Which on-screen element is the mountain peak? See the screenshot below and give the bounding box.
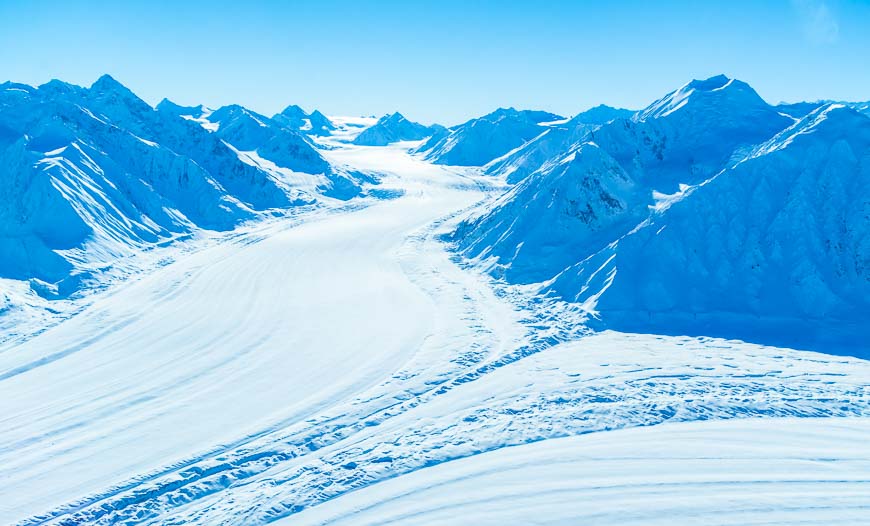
[156,98,206,117]
[383,112,407,122]
[570,104,634,125]
[686,74,731,91]
[636,75,768,121]
[91,73,129,93]
[280,104,307,117]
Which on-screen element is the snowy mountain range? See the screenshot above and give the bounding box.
[452,75,870,353]
[1,70,869,525]
[416,107,565,166]
[352,112,444,146]
[0,75,367,300]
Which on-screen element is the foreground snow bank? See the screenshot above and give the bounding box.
[289,417,870,526]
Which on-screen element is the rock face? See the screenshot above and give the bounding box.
[416,108,564,166]
[352,112,443,146]
[453,76,870,351]
[0,75,361,296]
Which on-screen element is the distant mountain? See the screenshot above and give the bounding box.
[567,104,634,125]
[776,101,825,119]
[272,104,336,136]
[484,105,633,183]
[157,100,365,199]
[352,112,443,146]
[0,75,363,298]
[416,108,563,166]
[452,75,869,351]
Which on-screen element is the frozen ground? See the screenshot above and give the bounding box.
[1,142,868,525]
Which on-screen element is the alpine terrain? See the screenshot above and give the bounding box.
[0,74,867,526]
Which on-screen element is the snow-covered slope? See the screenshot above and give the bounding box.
[456,143,643,282]
[418,108,563,166]
[453,76,868,353]
[0,75,363,302]
[288,417,870,526]
[483,104,633,183]
[157,100,368,199]
[552,103,870,351]
[352,112,443,146]
[1,126,868,526]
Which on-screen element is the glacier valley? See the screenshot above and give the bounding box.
[0,75,868,525]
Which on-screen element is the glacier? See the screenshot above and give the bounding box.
[0,73,868,526]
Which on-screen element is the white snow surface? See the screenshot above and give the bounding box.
[288,417,870,526]
[1,139,868,525]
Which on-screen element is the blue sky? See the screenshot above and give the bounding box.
[1,0,868,125]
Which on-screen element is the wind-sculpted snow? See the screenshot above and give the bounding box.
[418,108,564,166]
[287,417,870,526]
[352,112,443,146]
[453,75,867,353]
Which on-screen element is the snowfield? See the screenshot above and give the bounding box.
[288,417,870,526]
[1,140,868,525]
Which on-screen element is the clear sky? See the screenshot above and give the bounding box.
[1,0,869,125]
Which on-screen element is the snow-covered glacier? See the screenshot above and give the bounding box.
[0,73,868,526]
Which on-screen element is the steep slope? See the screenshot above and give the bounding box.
[594,74,793,192]
[419,108,563,166]
[352,112,443,146]
[484,104,633,183]
[551,103,870,351]
[0,76,339,297]
[455,75,794,285]
[455,143,643,282]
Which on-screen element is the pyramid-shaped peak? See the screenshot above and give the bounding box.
[280,104,308,117]
[91,73,131,93]
[377,112,409,125]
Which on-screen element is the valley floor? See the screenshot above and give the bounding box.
[1,144,868,525]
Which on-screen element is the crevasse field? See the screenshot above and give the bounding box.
[0,72,868,525]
